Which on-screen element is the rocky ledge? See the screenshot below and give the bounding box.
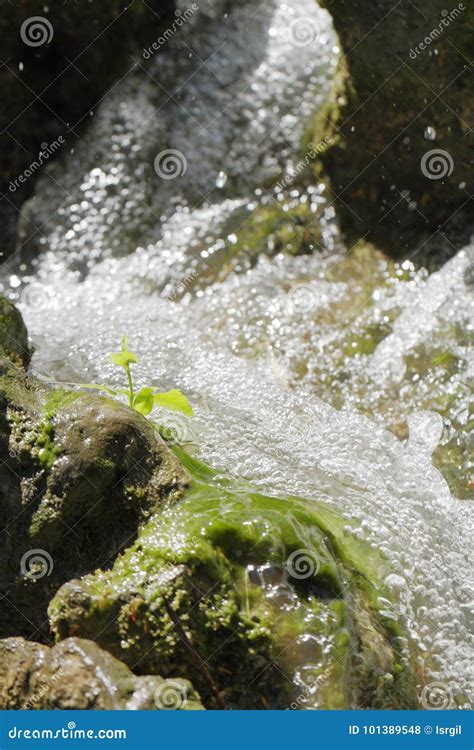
[0,296,422,710]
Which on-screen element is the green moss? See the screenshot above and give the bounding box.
[32,389,82,468]
[49,450,419,710]
[305,54,349,160]
[0,358,190,640]
[211,201,323,280]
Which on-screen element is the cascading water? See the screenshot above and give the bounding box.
[1,0,472,706]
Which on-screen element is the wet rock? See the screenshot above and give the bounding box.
[0,296,188,639]
[0,637,203,710]
[0,296,30,368]
[49,458,420,710]
[0,296,421,709]
[318,0,473,256]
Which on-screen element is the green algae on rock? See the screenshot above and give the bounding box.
[0,297,189,640]
[49,450,419,710]
[0,295,420,708]
[0,637,203,710]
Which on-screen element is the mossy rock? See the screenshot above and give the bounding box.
[49,450,420,710]
[0,298,188,639]
[0,636,203,710]
[318,0,473,258]
[0,296,420,708]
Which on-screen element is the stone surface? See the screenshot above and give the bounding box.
[49,453,420,710]
[0,296,30,367]
[0,297,188,640]
[318,0,473,258]
[0,636,203,710]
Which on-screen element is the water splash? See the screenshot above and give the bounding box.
[1,0,472,705]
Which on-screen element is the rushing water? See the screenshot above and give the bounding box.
[1,0,472,705]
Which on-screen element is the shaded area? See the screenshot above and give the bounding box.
[0,0,175,257]
[318,0,473,261]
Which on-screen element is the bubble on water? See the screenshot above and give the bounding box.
[408,411,444,456]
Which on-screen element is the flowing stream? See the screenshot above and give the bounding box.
[1,0,472,705]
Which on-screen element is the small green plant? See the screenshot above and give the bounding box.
[83,336,193,440]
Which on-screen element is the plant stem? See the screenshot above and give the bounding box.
[126,365,134,408]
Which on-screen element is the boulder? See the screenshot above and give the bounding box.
[49,452,420,710]
[317,0,473,258]
[0,636,203,710]
[0,295,420,709]
[0,296,188,639]
[0,296,30,367]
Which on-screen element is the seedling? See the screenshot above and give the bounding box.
[83,336,194,442]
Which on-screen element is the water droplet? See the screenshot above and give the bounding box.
[216,171,228,189]
[424,126,437,141]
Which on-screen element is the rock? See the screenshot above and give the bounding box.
[49,455,420,710]
[0,637,203,710]
[0,296,420,709]
[0,296,30,367]
[0,296,188,639]
[317,0,473,257]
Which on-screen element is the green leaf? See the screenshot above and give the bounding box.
[79,383,118,397]
[154,389,194,417]
[109,334,138,368]
[109,351,138,367]
[134,387,155,416]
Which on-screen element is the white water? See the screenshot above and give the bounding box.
[2,0,472,706]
